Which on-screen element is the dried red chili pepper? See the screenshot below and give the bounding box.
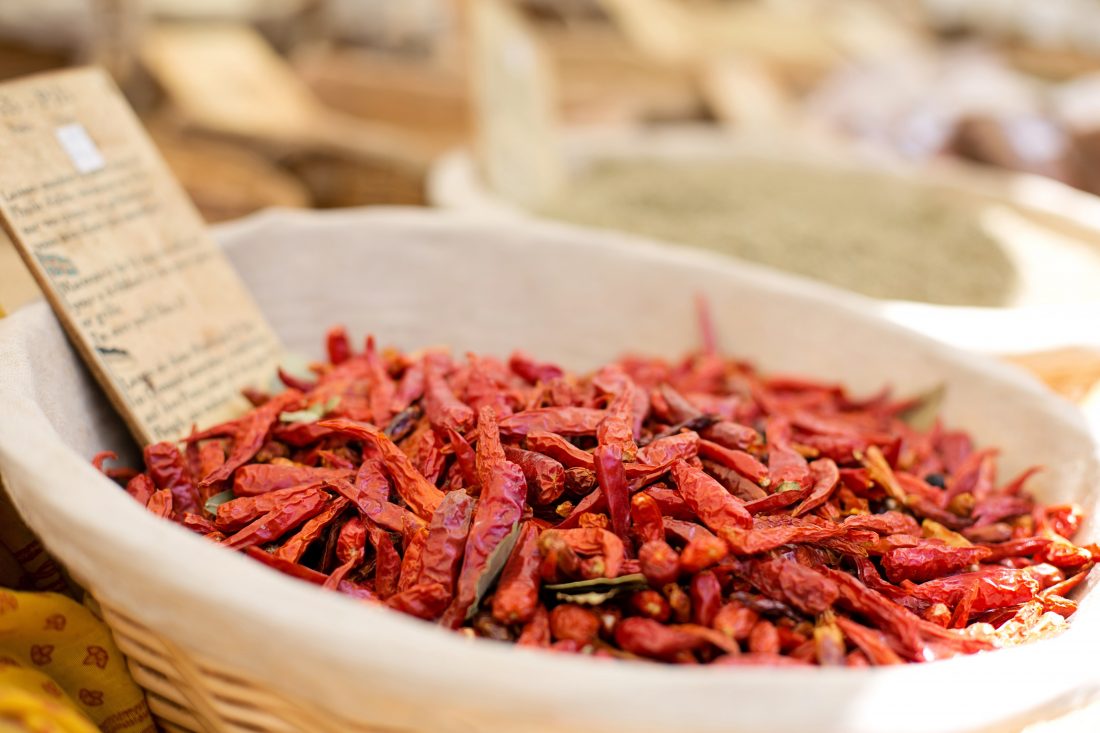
[443,408,527,627]
[232,464,351,497]
[697,440,769,486]
[498,407,606,437]
[672,459,752,533]
[630,493,666,545]
[639,540,680,586]
[275,497,350,563]
[326,326,352,366]
[679,535,729,574]
[318,418,444,519]
[594,443,630,544]
[550,604,601,643]
[223,489,330,550]
[144,442,199,518]
[504,446,566,506]
[882,544,991,584]
[524,431,594,470]
[491,522,542,624]
[416,490,474,595]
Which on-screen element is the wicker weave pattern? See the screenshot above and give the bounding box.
[97,599,407,733]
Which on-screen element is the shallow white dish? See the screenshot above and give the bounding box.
[0,207,1098,733]
[429,126,1100,354]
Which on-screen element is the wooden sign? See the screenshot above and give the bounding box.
[0,67,283,445]
[468,0,563,208]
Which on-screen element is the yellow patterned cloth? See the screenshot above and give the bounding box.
[0,590,154,733]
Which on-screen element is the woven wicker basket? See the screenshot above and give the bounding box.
[2,209,1100,733]
[91,598,383,733]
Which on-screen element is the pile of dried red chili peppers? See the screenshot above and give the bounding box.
[96,323,1096,666]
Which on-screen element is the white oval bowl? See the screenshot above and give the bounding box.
[0,207,1098,733]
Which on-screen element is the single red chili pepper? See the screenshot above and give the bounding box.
[595,374,639,461]
[126,473,155,506]
[638,485,696,521]
[538,530,582,583]
[791,458,840,518]
[524,431,595,470]
[369,526,403,600]
[245,546,328,585]
[629,589,672,622]
[1043,504,1086,540]
[834,616,902,665]
[637,431,699,467]
[423,355,476,433]
[509,350,564,384]
[391,358,426,413]
[216,483,327,532]
[697,440,768,485]
[363,336,399,426]
[277,367,316,393]
[385,582,451,620]
[401,422,446,486]
[144,442,199,518]
[713,602,758,641]
[397,527,429,593]
[504,446,566,506]
[690,571,722,627]
[662,518,716,546]
[544,528,626,578]
[550,604,601,643]
[638,540,680,586]
[317,419,444,519]
[882,544,992,584]
[747,620,781,655]
[324,516,367,590]
[491,522,542,624]
[444,426,479,492]
[517,606,552,647]
[721,515,844,555]
[146,489,173,518]
[498,407,606,437]
[614,617,705,660]
[326,325,352,365]
[464,353,516,419]
[671,459,752,533]
[745,557,840,616]
[274,497,350,563]
[594,443,630,544]
[907,566,1040,613]
[629,493,665,545]
[764,418,811,489]
[679,535,729,574]
[443,407,528,627]
[742,486,810,516]
[223,489,330,550]
[232,464,351,497]
[417,489,474,595]
[700,421,758,452]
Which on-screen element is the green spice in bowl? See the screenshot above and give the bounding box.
[539,158,1019,307]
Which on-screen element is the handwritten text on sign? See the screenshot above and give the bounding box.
[0,69,282,445]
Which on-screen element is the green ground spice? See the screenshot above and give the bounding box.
[539,158,1019,306]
